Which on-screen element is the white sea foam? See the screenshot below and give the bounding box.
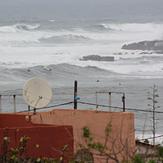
[0,23,40,33]
[0,22,163,78]
[39,34,92,43]
[104,23,163,32]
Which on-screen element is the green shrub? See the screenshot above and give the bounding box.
[148,160,156,163]
[132,154,145,163]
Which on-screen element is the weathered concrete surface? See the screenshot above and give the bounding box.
[31,109,135,162]
[0,114,73,162]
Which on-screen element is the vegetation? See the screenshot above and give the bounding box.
[77,125,163,163]
[0,136,64,163]
[1,124,163,163]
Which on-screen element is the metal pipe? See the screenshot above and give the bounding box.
[109,92,112,111]
[13,95,16,113]
[33,108,36,115]
[95,92,99,110]
[74,80,78,110]
[0,95,2,112]
[28,105,30,112]
[122,93,126,112]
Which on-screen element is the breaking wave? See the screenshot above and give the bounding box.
[87,23,163,33]
[103,23,163,32]
[89,23,113,31]
[39,34,92,43]
[14,23,40,31]
[0,23,40,33]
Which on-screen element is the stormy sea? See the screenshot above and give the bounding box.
[0,19,163,142]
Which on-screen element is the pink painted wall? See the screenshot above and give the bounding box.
[31,109,135,162]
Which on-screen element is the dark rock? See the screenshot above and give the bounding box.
[122,40,163,51]
[80,55,114,62]
[155,51,163,54]
[139,52,153,55]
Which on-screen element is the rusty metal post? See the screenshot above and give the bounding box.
[109,92,112,111]
[0,95,2,112]
[33,108,36,115]
[28,105,30,112]
[122,93,126,112]
[13,95,16,113]
[95,92,99,110]
[74,80,78,110]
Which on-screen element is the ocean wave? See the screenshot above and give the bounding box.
[49,19,56,22]
[87,23,163,33]
[14,23,40,31]
[106,23,163,32]
[39,34,92,43]
[89,23,113,31]
[0,23,40,33]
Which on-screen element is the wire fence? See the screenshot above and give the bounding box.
[0,89,162,114]
[0,94,160,114]
[0,82,163,144]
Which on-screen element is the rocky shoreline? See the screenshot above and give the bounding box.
[80,55,114,62]
[122,40,163,53]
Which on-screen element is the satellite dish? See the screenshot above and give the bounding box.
[23,78,52,109]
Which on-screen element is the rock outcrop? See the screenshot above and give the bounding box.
[80,55,114,62]
[122,40,163,51]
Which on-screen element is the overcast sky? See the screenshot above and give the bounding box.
[0,0,163,21]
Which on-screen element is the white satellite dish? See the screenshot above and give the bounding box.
[23,78,52,109]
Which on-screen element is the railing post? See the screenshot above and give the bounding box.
[33,108,36,115]
[28,105,30,112]
[13,95,16,113]
[109,92,112,111]
[0,95,2,112]
[122,93,126,112]
[74,80,78,110]
[95,92,98,110]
